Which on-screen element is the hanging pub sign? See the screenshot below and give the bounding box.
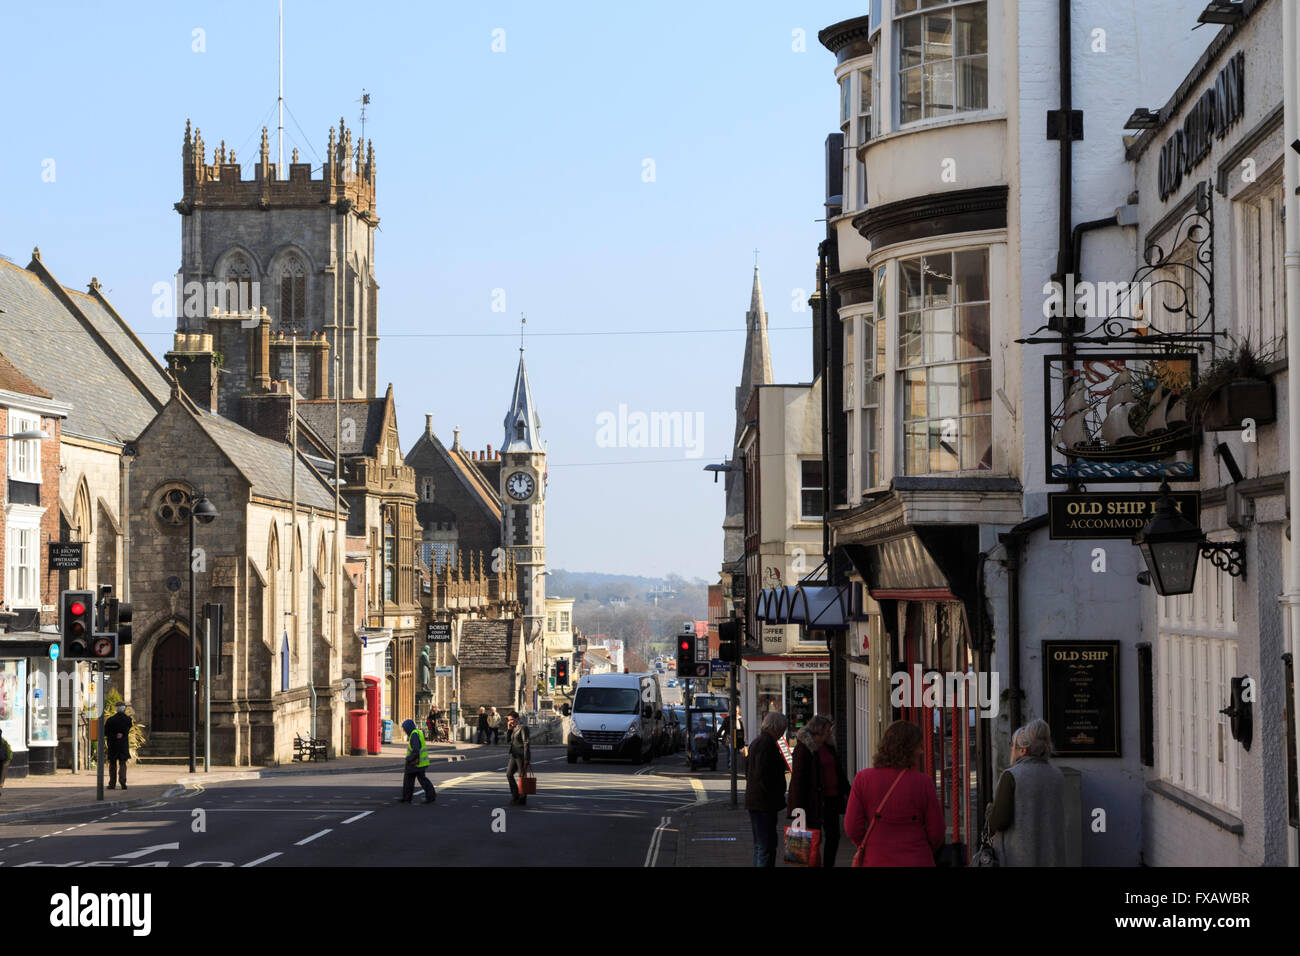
[48,542,84,571]
[1048,491,1200,540]
[1042,641,1121,758]
[1044,352,1199,484]
[1158,51,1245,202]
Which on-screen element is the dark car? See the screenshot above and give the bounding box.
[663,706,687,753]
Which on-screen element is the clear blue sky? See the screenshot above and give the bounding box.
[0,0,860,580]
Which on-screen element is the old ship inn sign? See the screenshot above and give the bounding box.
[1048,491,1199,541]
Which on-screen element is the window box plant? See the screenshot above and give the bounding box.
[1186,341,1278,432]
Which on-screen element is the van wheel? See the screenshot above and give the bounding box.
[567,749,577,764]
[581,755,591,763]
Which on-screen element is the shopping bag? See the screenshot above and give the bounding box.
[783,825,822,867]
[519,770,537,796]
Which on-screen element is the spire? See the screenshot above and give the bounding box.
[503,346,543,454]
[736,265,773,438]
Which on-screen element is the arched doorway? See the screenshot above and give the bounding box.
[152,632,191,732]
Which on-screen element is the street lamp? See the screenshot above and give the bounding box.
[189,494,218,772]
[0,429,50,440]
[1134,483,1244,596]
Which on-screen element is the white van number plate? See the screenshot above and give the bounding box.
[594,744,614,751]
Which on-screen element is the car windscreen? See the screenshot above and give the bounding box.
[573,687,641,715]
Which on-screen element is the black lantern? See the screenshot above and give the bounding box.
[192,496,218,524]
[1134,484,1245,596]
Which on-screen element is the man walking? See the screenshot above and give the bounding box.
[105,702,132,790]
[476,706,489,744]
[505,711,531,805]
[399,718,436,804]
[745,711,789,867]
[488,707,502,745]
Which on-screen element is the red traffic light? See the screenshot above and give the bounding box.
[70,601,86,616]
[680,640,690,651]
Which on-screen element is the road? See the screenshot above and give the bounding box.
[0,748,728,868]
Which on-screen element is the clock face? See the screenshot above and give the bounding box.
[506,471,535,500]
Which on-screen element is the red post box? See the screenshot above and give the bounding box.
[348,709,368,756]
[363,676,381,755]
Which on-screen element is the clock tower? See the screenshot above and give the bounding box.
[500,346,546,646]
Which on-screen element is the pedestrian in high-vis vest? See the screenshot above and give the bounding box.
[399,718,436,804]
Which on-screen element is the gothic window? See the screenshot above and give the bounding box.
[421,478,433,501]
[151,482,193,533]
[221,254,255,314]
[279,255,307,333]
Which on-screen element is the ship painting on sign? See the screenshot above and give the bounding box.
[1050,357,1197,481]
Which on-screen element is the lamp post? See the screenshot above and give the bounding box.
[706,454,745,808]
[1134,483,1244,596]
[188,493,218,773]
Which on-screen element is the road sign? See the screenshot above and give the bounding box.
[434,666,453,677]
[427,621,452,642]
[98,661,122,672]
[710,658,728,674]
[49,643,60,661]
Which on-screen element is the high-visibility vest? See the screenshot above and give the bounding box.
[407,728,430,768]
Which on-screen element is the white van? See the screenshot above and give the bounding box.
[566,672,664,764]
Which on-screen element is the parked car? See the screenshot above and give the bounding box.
[663,705,686,753]
[567,672,664,764]
[666,679,677,688]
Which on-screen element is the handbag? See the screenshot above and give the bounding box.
[519,768,537,796]
[851,769,906,867]
[783,825,822,867]
[971,822,999,867]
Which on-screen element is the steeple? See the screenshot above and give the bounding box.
[736,265,773,443]
[723,265,772,563]
[503,351,543,453]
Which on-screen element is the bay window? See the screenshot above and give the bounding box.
[898,248,991,474]
[897,0,987,124]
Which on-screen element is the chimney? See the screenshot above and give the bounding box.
[425,413,433,437]
[164,333,219,413]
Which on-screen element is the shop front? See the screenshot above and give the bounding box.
[743,655,831,735]
[1,635,61,777]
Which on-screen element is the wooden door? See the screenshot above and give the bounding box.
[151,632,190,732]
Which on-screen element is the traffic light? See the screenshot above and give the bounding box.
[104,597,133,646]
[677,633,694,674]
[718,619,740,663]
[556,658,568,685]
[60,589,96,661]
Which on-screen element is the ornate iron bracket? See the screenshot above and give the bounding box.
[1201,540,1245,578]
[1019,180,1221,349]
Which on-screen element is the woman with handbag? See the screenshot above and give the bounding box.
[844,720,943,866]
[986,719,1066,866]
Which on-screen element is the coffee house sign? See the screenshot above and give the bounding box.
[1158,51,1245,201]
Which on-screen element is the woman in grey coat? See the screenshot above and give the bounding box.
[987,719,1066,866]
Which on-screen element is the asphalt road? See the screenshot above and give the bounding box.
[0,747,726,868]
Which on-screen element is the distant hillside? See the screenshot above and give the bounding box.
[550,569,709,669]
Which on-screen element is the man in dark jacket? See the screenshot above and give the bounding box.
[505,711,531,805]
[104,703,132,790]
[744,710,789,867]
[785,715,852,866]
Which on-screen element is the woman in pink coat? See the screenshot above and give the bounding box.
[845,720,944,866]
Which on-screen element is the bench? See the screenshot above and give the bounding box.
[293,732,329,762]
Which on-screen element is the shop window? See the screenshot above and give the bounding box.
[898,248,992,474]
[787,674,815,732]
[896,0,988,124]
[756,673,783,720]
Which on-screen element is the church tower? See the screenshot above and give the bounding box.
[171,118,378,419]
[722,266,772,563]
[499,346,546,639]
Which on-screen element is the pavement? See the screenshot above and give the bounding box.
[0,740,475,824]
[668,796,856,866]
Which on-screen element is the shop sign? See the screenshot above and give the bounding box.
[761,624,787,650]
[1048,491,1199,539]
[1042,641,1120,757]
[48,543,84,571]
[426,621,452,643]
[1158,51,1245,201]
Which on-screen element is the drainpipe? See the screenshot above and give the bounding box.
[1282,0,1300,866]
[998,514,1049,734]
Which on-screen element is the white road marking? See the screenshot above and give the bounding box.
[341,811,373,824]
[113,842,180,860]
[690,779,707,803]
[242,852,282,867]
[294,828,333,846]
[643,816,672,868]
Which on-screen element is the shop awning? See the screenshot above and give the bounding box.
[756,583,852,630]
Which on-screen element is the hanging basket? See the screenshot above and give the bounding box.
[1199,379,1276,431]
